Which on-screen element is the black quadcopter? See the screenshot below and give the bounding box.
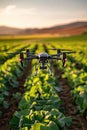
[8,48,75,75]
[19,48,75,74]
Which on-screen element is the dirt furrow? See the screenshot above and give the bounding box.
[53,66,87,130]
[0,61,32,130]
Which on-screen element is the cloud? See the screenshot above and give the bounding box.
[0,5,36,16]
[5,5,16,11]
[0,5,16,15]
[16,8,36,15]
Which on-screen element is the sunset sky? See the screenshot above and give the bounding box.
[0,0,87,28]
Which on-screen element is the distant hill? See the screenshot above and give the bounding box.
[0,26,22,35]
[0,21,87,36]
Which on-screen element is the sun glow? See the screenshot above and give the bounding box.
[0,0,87,28]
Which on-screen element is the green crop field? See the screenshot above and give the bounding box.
[0,34,87,130]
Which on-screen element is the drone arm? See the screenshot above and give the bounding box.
[51,54,60,57]
[49,56,61,60]
[23,56,39,60]
[51,57,61,60]
[51,51,76,57]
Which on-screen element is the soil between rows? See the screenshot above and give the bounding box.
[53,65,87,130]
[0,61,32,130]
[1,58,87,130]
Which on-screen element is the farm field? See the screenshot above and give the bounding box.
[0,34,87,130]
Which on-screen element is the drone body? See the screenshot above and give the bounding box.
[8,48,75,75]
[19,49,75,71]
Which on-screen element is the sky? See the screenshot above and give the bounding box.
[0,0,87,28]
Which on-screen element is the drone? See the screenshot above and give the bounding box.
[8,48,75,75]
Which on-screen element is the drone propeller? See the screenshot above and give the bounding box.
[7,49,34,58]
[51,50,76,57]
[48,48,75,56]
[48,48,72,51]
[24,55,39,61]
[62,51,76,54]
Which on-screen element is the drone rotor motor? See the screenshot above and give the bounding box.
[57,49,61,54]
[20,52,24,66]
[26,49,30,57]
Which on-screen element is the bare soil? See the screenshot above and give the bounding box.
[53,65,87,130]
[0,61,32,130]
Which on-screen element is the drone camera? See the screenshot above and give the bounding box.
[40,66,47,69]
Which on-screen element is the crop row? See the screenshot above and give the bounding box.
[0,43,35,118]
[62,63,87,117]
[49,43,87,118]
[0,43,30,65]
[9,45,71,130]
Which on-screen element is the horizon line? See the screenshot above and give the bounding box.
[0,20,87,29]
